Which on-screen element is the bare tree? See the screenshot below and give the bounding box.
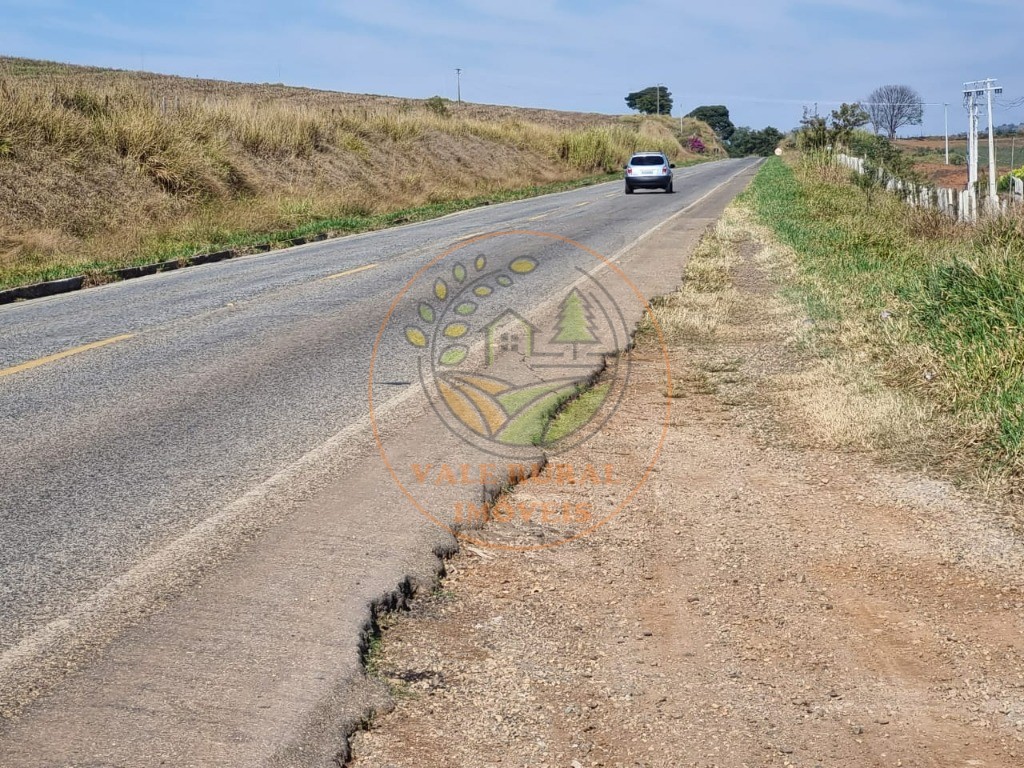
[865,85,924,139]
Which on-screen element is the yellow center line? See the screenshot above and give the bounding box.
[0,334,135,380]
[322,263,379,281]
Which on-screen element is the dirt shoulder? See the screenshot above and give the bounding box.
[347,207,1024,768]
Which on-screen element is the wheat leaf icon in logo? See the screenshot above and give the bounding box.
[404,256,537,370]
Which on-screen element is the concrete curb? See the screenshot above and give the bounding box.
[0,276,85,305]
[0,241,317,307]
[0,253,221,306]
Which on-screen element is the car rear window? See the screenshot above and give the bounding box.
[630,155,665,165]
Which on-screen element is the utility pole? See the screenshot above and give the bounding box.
[963,78,1003,207]
[985,80,999,204]
[944,103,949,165]
[964,82,980,191]
[455,68,462,105]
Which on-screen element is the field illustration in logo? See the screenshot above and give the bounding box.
[400,242,628,456]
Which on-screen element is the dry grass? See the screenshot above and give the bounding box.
[772,360,935,451]
[0,56,726,289]
[742,157,1024,485]
[735,205,939,455]
[642,212,742,344]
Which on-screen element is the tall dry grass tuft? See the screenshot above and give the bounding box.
[0,60,720,289]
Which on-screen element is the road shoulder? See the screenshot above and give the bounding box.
[348,206,1024,767]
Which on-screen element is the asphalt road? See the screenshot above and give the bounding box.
[0,158,759,762]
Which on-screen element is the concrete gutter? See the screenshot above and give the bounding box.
[0,243,305,306]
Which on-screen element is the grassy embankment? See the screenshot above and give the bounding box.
[0,57,723,290]
[743,156,1024,483]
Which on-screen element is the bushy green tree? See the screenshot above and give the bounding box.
[797,103,869,152]
[829,102,870,148]
[847,130,918,181]
[424,95,450,117]
[625,86,673,115]
[686,105,735,141]
[729,126,784,157]
[797,107,829,150]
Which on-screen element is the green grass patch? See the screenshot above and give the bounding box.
[0,172,618,291]
[743,156,1024,480]
[544,382,611,444]
[495,382,584,446]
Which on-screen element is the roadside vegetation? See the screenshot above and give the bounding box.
[743,155,1024,484]
[622,87,784,158]
[684,104,783,158]
[0,58,723,290]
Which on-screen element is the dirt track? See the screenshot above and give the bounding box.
[348,209,1024,768]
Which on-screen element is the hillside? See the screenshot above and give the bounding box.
[0,57,725,289]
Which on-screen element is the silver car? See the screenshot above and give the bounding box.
[624,152,675,194]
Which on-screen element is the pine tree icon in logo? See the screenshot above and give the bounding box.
[551,289,599,360]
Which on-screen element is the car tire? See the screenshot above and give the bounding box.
[666,181,674,193]
[624,183,634,194]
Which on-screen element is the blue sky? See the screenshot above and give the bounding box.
[1,0,1022,135]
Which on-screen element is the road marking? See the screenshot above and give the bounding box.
[574,201,591,208]
[603,192,618,198]
[322,263,379,281]
[456,230,487,242]
[0,334,134,380]
[526,213,549,221]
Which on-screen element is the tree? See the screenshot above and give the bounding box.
[625,86,673,115]
[424,95,450,117]
[865,85,924,139]
[551,289,598,360]
[829,102,870,148]
[798,106,829,150]
[797,103,870,152]
[728,126,784,157]
[686,105,735,141]
[847,131,918,180]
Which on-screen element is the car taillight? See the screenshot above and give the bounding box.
[662,166,668,173]
[626,167,632,174]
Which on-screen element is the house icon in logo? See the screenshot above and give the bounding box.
[482,310,538,366]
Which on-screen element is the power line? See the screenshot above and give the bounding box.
[996,95,1024,109]
[668,93,949,107]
